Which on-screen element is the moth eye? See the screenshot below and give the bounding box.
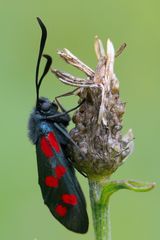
[41,102,51,112]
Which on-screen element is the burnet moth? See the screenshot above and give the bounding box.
[28,18,88,233]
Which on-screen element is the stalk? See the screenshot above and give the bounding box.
[52,36,155,240]
[89,179,111,240]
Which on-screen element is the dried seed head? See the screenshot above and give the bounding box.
[52,38,134,179]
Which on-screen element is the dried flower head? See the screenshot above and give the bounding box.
[52,38,134,179]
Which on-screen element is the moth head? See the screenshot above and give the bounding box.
[37,97,58,115]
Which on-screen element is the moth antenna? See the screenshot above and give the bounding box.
[38,54,52,87]
[35,17,52,106]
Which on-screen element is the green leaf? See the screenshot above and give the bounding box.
[100,179,155,205]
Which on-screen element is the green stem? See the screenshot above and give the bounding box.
[89,179,111,240]
[88,178,155,240]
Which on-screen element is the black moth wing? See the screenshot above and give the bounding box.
[36,130,88,233]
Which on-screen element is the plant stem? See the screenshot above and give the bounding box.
[89,179,111,240]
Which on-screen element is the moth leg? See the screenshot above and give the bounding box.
[53,122,81,150]
[46,99,85,120]
[67,159,87,178]
[55,87,80,112]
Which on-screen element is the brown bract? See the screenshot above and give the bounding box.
[51,38,134,179]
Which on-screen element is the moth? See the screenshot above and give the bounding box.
[28,18,88,233]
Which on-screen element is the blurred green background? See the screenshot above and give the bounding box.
[0,0,159,239]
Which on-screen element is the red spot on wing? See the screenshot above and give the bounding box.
[55,165,66,179]
[45,176,58,187]
[62,194,78,206]
[55,204,67,217]
[40,136,53,157]
[48,132,60,153]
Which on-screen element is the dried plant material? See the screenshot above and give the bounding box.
[52,38,133,179]
[51,69,96,87]
[51,37,155,240]
[58,48,95,77]
[115,42,127,57]
[94,36,105,59]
